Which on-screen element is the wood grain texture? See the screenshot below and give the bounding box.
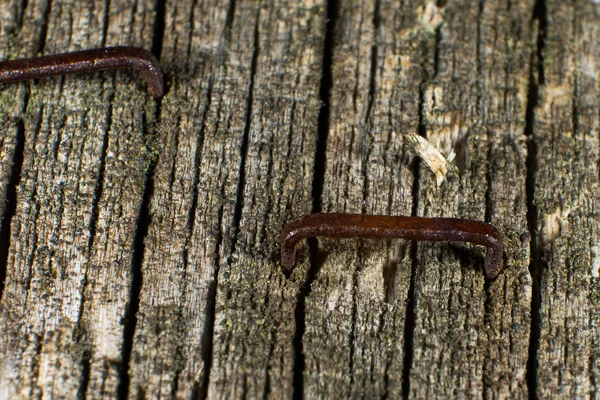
[301,0,429,398]
[409,0,534,398]
[206,1,325,398]
[128,0,326,398]
[533,0,600,397]
[0,0,599,399]
[0,0,157,398]
[127,0,254,396]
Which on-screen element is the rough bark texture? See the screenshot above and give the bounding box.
[0,0,598,399]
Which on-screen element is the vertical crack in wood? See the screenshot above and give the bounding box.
[364,0,381,126]
[347,0,383,392]
[173,74,214,397]
[116,112,158,400]
[190,76,220,400]
[401,19,437,397]
[77,96,113,319]
[112,3,169,397]
[291,0,338,399]
[360,0,381,212]
[100,0,111,48]
[76,349,92,400]
[74,97,112,400]
[525,0,547,398]
[115,4,167,397]
[433,20,442,79]
[478,0,495,394]
[197,189,226,400]
[229,3,259,268]
[31,331,45,393]
[15,0,28,30]
[84,108,110,250]
[196,5,260,399]
[0,119,25,302]
[36,0,52,54]
[223,0,237,49]
[311,0,336,214]
[293,238,325,400]
[475,0,485,117]
[151,0,166,59]
[482,139,494,394]
[401,158,420,400]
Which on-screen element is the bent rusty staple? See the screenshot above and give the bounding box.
[0,47,164,98]
[281,213,504,279]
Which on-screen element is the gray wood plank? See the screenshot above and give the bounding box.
[533,0,600,397]
[301,0,430,398]
[128,0,327,398]
[0,0,599,398]
[128,0,258,397]
[0,2,34,240]
[0,0,157,397]
[408,0,535,398]
[206,1,326,398]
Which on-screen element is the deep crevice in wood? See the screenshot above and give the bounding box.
[197,198,224,400]
[197,5,260,399]
[116,112,157,400]
[292,0,338,398]
[433,25,442,79]
[364,0,380,127]
[100,0,111,48]
[151,0,166,60]
[401,157,420,400]
[360,0,381,213]
[16,0,27,30]
[311,0,336,214]
[475,0,484,113]
[293,238,325,400]
[192,76,220,400]
[0,119,25,302]
[482,141,494,394]
[224,0,237,47]
[113,2,169,394]
[82,102,111,284]
[76,349,91,400]
[484,141,493,224]
[525,0,547,398]
[36,0,51,54]
[533,0,546,86]
[525,75,541,400]
[482,271,493,390]
[24,165,39,295]
[401,27,433,396]
[31,333,44,392]
[479,0,496,384]
[177,75,215,399]
[229,1,258,272]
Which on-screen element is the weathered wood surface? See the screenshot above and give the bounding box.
[0,0,598,399]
